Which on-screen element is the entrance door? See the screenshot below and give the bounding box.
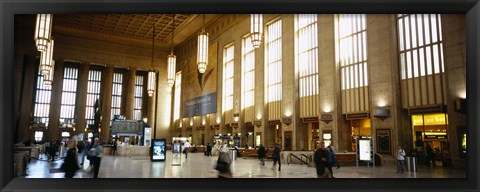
[284,131,292,150]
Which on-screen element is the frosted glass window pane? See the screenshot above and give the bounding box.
[411,15,417,48]
[413,49,419,77]
[433,44,440,73]
[406,52,412,78]
[417,15,424,47]
[426,46,432,75]
[419,48,426,76]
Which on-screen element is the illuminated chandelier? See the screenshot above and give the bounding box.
[40,39,54,77]
[34,14,53,52]
[167,14,177,87]
[250,14,263,48]
[44,60,55,86]
[197,14,209,73]
[147,27,157,97]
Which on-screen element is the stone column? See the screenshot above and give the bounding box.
[317,14,339,150]
[366,14,403,158]
[282,14,296,150]
[100,66,114,141]
[442,14,466,168]
[48,60,65,140]
[125,67,137,120]
[16,54,37,142]
[74,63,89,136]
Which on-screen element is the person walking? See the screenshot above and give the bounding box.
[61,140,80,178]
[271,143,281,171]
[396,144,407,174]
[89,137,103,178]
[326,146,337,178]
[257,144,266,166]
[425,144,436,166]
[183,140,191,159]
[215,143,232,178]
[80,138,91,166]
[111,139,117,156]
[314,142,331,178]
[206,143,212,157]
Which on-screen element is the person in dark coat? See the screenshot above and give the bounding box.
[206,143,213,156]
[271,143,281,171]
[425,144,436,166]
[314,142,331,178]
[257,144,266,166]
[62,140,80,178]
[326,146,337,178]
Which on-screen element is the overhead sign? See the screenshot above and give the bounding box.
[111,120,143,136]
[183,92,217,117]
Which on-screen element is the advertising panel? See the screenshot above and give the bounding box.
[151,139,166,161]
[358,139,372,161]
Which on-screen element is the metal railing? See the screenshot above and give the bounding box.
[287,153,310,165]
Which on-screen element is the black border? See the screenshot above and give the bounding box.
[1,0,479,192]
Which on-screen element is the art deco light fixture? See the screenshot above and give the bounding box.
[40,39,54,77]
[197,14,209,73]
[43,60,55,87]
[147,27,156,97]
[250,14,263,48]
[34,14,53,52]
[167,14,177,87]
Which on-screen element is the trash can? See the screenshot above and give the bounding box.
[229,149,237,161]
[406,157,417,172]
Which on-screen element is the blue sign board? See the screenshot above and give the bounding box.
[183,92,217,117]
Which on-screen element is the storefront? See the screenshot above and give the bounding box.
[350,118,371,152]
[411,113,449,164]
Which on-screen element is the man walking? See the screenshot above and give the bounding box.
[183,140,191,159]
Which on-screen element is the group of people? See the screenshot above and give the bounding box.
[61,137,104,178]
[314,142,340,178]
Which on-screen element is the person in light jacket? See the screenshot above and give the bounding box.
[396,144,407,174]
[89,137,103,178]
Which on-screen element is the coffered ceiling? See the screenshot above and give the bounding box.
[53,14,217,47]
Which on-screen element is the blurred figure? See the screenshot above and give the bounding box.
[326,146,337,178]
[271,143,281,171]
[61,140,80,178]
[111,139,117,156]
[89,137,103,178]
[80,138,91,166]
[206,143,212,157]
[216,143,232,178]
[425,144,436,166]
[257,144,266,166]
[183,140,191,159]
[314,142,331,178]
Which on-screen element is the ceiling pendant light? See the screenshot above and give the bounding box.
[40,39,54,77]
[34,14,53,52]
[44,60,55,87]
[197,14,209,73]
[167,14,177,87]
[250,14,263,48]
[147,27,156,97]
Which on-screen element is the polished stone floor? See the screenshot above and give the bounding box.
[22,151,466,178]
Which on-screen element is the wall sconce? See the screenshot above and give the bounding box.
[282,117,292,126]
[323,106,331,113]
[256,114,262,120]
[373,107,391,121]
[320,113,333,124]
[285,111,292,117]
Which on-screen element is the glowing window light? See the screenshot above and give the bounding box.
[266,19,282,103]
